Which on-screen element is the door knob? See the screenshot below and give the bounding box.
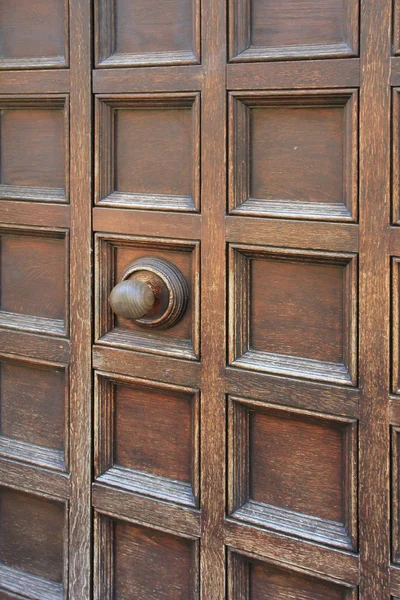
[109,257,189,329]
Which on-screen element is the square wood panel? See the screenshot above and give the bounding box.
[0,97,69,203]
[0,487,66,599]
[0,0,68,68]
[229,91,358,221]
[228,397,357,550]
[392,426,400,563]
[228,552,357,599]
[0,356,68,471]
[229,245,357,385]
[94,514,199,599]
[0,227,69,337]
[393,258,400,394]
[392,90,400,224]
[95,0,200,66]
[95,372,199,507]
[229,0,358,61]
[394,1,400,55]
[96,94,200,212]
[95,234,199,360]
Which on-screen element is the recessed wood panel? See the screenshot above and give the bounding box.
[0,357,67,470]
[0,98,68,203]
[229,91,358,221]
[229,0,358,61]
[95,515,199,599]
[0,487,65,590]
[95,0,200,66]
[392,90,400,224]
[228,397,357,549]
[228,552,357,599]
[95,372,199,506]
[0,0,68,68]
[96,95,200,212]
[95,234,199,360]
[0,228,68,336]
[229,245,357,385]
[392,427,400,563]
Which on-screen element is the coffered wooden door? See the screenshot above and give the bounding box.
[0,0,398,599]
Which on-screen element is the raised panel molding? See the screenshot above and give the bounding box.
[0,225,69,338]
[95,94,200,212]
[95,0,200,67]
[0,0,69,69]
[0,96,69,204]
[228,551,358,599]
[229,0,359,62]
[0,355,68,472]
[95,233,200,360]
[94,371,199,507]
[229,244,358,385]
[228,397,358,550]
[94,513,199,599]
[0,486,67,599]
[229,90,358,222]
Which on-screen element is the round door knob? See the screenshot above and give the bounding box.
[109,257,189,330]
[109,279,155,321]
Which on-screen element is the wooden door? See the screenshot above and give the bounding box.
[0,0,397,599]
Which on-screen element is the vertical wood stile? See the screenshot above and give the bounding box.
[69,0,92,597]
[359,0,391,597]
[200,0,227,596]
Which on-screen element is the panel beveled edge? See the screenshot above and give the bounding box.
[94,370,200,507]
[394,0,400,57]
[0,353,69,473]
[392,426,400,564]
[0,223,70,339]
[227,395,358,551]
[94,233,200,360]
[0,0,69,70]
[95,93,200,212]
[228,244,358,386]
[227,548,358,600]
[93,509,200,600]
[0,484,69,600]
[393,89,400,224]
[0,95,70,204]
[228,89,358,222]
[94,0,200,68]
[228,0,359,62]
[393,258,400,395]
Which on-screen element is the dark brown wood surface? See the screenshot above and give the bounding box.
[0,0,397,598]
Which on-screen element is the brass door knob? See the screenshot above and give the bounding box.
[109,257,189,329]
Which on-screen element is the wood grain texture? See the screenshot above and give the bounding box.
[93,484,201,537]
[358,0,391,598]
[199,0,227,595]
[226,216,359,252]
[225,521,360,585]
[93,208,201,238]
[0,70,70,95]
[227,59,360,90]
[0,458,70,499]
[93,66,202,94]
[68,0,92,597]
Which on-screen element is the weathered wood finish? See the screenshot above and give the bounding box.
[0,0,92,599]
[0,0,397,598]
